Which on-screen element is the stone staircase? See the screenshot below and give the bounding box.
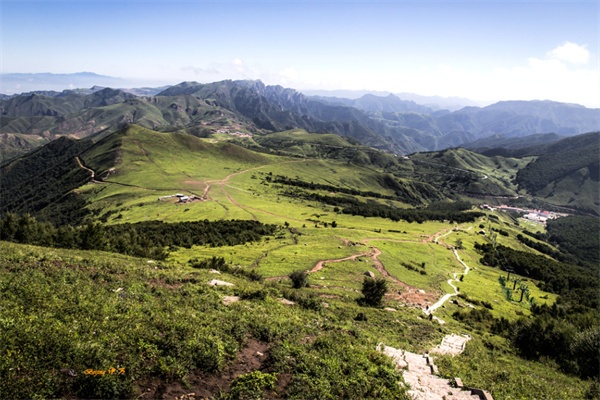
[378,345,488,400]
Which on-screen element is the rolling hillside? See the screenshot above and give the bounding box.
[406,147,531,198]
[461,132,563,154]
[1,122,598,399]
[0,88,258,161]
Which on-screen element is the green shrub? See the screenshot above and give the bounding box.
[281,289,322,311]
[227,370,277,400]
[359,277,387,307]
[288,270,309,289]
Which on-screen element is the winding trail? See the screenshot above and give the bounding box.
[75,157,97,182]
[308,250,373,273]
[266,238,436,307]
[425,245,471,315]
[203,160,310,223]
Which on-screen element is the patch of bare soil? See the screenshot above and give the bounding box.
[182,180,207,190]
[146,279,184,290]
[366,246,436,308]
[267,240,435,308]
[135,339,273,400]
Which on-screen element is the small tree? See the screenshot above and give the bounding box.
[513,278,521,290]
[359,277,387,307]
[518,284,529,302]
[289,270,309,289]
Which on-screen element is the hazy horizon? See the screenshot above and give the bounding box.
[3,0,599,107]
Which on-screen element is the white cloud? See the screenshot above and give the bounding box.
[482,43,599,107]
[399,43,600,108]
[548,42,590,64]
[278,67,299,82]
[167,42,600,108]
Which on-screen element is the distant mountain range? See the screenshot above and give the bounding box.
[1,78,598,161]
[301,89,483,111]
[1,72,126,94]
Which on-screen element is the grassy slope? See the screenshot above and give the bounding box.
[516,132,600,214]
[79,126,562,319]
[0,241,413,399]
[409,147,533,197]
[2,126,592,398]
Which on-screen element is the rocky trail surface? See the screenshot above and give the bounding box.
[379,334,492,400]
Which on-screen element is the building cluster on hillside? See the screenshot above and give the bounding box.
[215,129,252,138]
[158,193,204,203]
[479,204,568,224]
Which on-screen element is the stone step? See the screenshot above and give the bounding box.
[379,343,487,400]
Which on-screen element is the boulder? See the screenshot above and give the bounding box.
[208,279,234,287]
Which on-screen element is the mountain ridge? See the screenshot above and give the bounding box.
[2,79,598,161]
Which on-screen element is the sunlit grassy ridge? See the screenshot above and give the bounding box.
[2,125,595,398]
[80,126,423,225]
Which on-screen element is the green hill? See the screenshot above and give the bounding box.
[1,125,598,399]
[407,147,531,198]
[0,133,49,162]
[0,92,258,160]
[516,132,600,214]
[0,136,94,224]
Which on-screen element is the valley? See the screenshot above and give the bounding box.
[1,120,598,399]
[4,0,600,395]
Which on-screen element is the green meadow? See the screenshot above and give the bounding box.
[2,126,595,399]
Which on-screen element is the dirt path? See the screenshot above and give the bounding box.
[308,250,373,273]
[75,157,97,182]
[203,159,306,197]
[266,238,435,307]
[426,226,458,245]
[203,160,309,222]
[425,248,470,315]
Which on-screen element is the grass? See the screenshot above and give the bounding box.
[1,238,584,399]
[376,240,459,294]
[435,336,589,400]
[5,126,590,398]
[0,241,412,399]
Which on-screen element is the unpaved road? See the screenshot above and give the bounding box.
[425,248,470,315]
[75,157,96,181]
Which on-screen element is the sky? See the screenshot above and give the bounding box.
[2,0,599,107]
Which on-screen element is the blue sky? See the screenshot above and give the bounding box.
[2,1,599,107]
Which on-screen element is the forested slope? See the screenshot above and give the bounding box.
[516,132,599,214]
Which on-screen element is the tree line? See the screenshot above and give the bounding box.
[0,213,278,259]
[341,202,482,224]
[545,215,600,266]
[280,187,481,224]
[271,172,444,206]
[272,175,396,198]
